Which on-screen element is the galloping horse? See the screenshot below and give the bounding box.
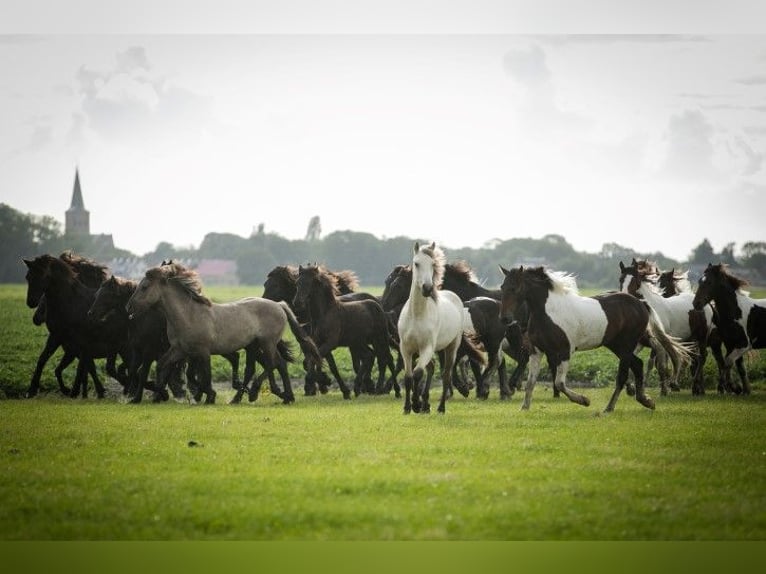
[693,263,766,395]
[24,252,111,397]
[500,265,692,412]
[22,253,131,399]
[263,264,380,395]
[126,262,321,404]
[441,259,538,400]
[397,242,480,414]
[619,263,718,395]
[292,264,396,399]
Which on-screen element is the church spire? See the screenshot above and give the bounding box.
[70,168,85,209]
[65,167,90,236]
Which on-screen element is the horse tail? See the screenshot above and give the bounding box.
[279,301,322,369]
[277,339,297,364]
[644,305,694,377]
[459,332,486,367]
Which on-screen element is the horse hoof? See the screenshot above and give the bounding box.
[580,396,591,407]
[638,397,655,410]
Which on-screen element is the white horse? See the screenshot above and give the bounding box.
[620,268,716,395]
[397,242,466,414]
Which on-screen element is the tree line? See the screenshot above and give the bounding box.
[2,202,765,288]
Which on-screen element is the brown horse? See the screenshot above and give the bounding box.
[293,264,396,399]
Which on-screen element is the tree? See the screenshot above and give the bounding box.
[720,242,738,266]
[690,238,716,264]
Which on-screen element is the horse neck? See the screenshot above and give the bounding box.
[712,287,744,322]
[158,284,206,327]
[308,282,338,319]
[44,271,95,321]
[637,281,665,307]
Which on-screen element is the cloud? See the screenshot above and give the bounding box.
[503,43,590,135]
[659,109,718,182]
[735,74,766,85]
[503,44,550,87]
[731,135,764,176]
[74,45,213,148]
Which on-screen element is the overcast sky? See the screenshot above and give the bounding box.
[1,1,765,261]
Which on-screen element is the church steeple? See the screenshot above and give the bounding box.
[70,168,85,210]
[65,167,90,236]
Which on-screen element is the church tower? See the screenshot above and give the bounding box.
[65,168,90,236]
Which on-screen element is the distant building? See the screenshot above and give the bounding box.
[64,167,114,251]
[195,259,239,285]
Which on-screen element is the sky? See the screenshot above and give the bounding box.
[0,1,765,261]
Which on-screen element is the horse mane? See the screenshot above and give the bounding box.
[542,267,579,295]
[631,257,659,276]
[709,263,750,294]
[420,243,446,288]
[444,260,478,285]
[315,265,342,297]
[329,269,359,293]
[59,251,109,287]
[269,265,298,285]
[147,262,212,306]
[107,274,138,295]
[659,269,692,294]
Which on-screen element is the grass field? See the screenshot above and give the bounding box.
[1,283,765,542]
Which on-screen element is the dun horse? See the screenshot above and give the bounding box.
[125,262,321,404]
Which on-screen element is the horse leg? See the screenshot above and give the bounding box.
[691,342,707,396]
[232,349,254,404]
[150,348,185,404]
[319,344,352,400]
[438,340,460,414]
[223,351,241,390]
[497,355,512,400]
[401,348,416,414]
[27,334,62,397]
[521,353,542,410]
[552,359,590,407]
[412,347,436,413]
[198,355,216,404]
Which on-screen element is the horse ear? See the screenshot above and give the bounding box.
[413,242,420,254]
[499,265,510,277]
[21,257,32,268]
[631,257,638,265]
[429,241,435,250]
[619,261,625,271]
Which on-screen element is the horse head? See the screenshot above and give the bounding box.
[498,265,525,325]
[88,275,125,323]
[692,263,744,312]
[263,265,298,303]
[126,267,165,319]
[411,241,444,300]
[22,254,57,309]
[381,264,412,312]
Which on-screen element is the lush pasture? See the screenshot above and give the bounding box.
[1,283,765,541]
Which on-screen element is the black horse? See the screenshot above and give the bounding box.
[22,253,132,398]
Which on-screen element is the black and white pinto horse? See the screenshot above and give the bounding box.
[619,260,719,396]
[693,263,766,395]
[499,265,693,412]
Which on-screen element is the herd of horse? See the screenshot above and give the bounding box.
[20,243,766,414]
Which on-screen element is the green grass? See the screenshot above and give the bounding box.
[2,387,765,540]
[1,283,766,541]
